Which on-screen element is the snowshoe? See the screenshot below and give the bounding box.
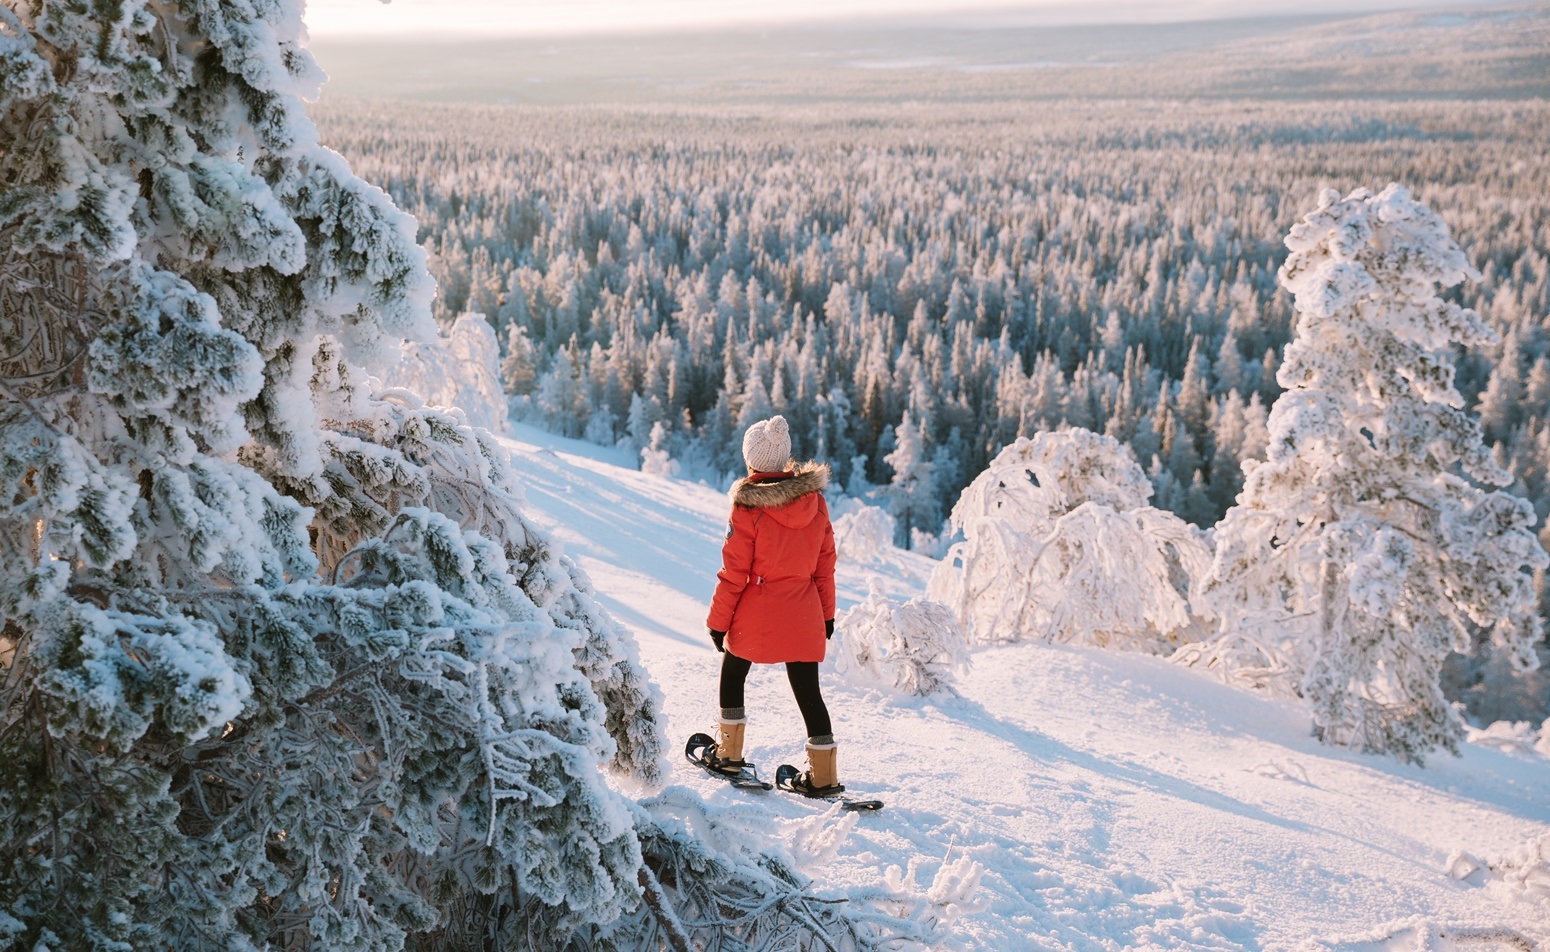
[685,732,771,790]
[775,764,883,811]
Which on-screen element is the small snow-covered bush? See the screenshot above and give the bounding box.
[910,526,951,560]
[884,853,990,940]
[1464,720,1545,758]
[783,802,861,866]
[928,428,1212,651]
[834,505,898,562]
[834,588,970,696]
[381,311,510,433]
[1448,832,1550,902]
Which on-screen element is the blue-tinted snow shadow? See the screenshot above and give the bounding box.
[509,446,724,600]
[1023,643,1550,825]
[1147,669,1550,825]
[586,588,707,650]
[1289,741,1550,825]
[935,696,1459,881]
[930,683,1548,880]
[939,696,1317,839]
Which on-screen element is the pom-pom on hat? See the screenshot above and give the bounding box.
[742,415,792,472]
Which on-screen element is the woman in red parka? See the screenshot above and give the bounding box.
[704,414,841,795]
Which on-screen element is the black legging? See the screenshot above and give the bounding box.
[719,652,832,740]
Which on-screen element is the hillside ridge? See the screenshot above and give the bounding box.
[497,422,1550,949]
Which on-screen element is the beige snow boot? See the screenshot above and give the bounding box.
[796,740,843,795]
[709,719,746,773]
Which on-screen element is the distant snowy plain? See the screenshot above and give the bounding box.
[498,422,1550,950]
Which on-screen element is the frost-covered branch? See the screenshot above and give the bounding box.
[421,788,971,951]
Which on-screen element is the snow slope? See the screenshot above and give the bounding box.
[498,422,1550,950]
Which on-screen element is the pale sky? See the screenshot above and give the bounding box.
[302,0,1502,37]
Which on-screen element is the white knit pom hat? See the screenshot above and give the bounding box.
[742,415,792,472]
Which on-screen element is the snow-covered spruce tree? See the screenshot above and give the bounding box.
[500,322,538,398]
[884,411,938,550]
[1196,185,1548,761]
[639,420,678,477]
[928,428,1212,650]
[0,3,677,948]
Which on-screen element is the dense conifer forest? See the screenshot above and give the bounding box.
[317,99,1550,549]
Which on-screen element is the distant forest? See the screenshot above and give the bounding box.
[315,99,1550,554]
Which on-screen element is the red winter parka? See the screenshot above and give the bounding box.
[707,462,837,664]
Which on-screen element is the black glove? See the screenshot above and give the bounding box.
[825,619,834,640]
[709,629,726,653]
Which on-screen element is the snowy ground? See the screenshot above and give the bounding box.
[499,423,1550,951]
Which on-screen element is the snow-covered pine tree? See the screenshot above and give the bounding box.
[551,789,965,952]
[640,420,679,477]
[501,321,539,396]
[884,410,938,550]
[0,4,668,948]
[625,390,662,452]
[536,342,587,436]
[928,428,1212,650]
[584,401,617,445]
[1197,185,1548,761]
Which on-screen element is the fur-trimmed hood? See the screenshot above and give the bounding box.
[729,461,830,511]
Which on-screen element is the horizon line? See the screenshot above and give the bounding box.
[301,0,1520,42]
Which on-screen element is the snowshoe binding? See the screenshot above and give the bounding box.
[685,732,771,790]
[775,764,883,811]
